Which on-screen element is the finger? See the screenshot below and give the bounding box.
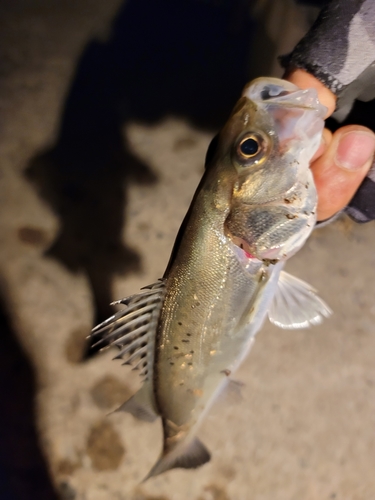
[311,128,332,163]
[310,125,375,221]
[284,68,336,118]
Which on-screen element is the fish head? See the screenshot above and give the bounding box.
[211,78,326,262]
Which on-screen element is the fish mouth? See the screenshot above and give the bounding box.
[242,77,327,116]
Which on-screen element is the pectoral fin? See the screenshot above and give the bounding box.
[268,271,332,329]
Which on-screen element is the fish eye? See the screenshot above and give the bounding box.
[239,136,260,157]
[236,132,268,164]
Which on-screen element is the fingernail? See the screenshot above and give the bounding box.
[336,131,375,171]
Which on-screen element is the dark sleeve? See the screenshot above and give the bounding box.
[282,0,375,121]
[346,163,375,223]
[282,0,375,224]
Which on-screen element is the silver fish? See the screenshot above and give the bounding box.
[92,78,331,480]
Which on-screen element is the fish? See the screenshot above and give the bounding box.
[91,77,332,480]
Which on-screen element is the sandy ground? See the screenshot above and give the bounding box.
[0,1,374,499]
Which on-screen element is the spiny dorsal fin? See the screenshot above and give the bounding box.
[143,438,211,481]
[91,280,166,379]
[268,271,332,329]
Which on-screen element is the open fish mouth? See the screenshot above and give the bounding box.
[242,78,327,115]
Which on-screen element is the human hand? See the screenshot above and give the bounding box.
[285,69,375,222]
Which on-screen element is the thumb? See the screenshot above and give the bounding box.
[311,125,375,221]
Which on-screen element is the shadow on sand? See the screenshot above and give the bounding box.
[26,0,255,329]
[0,304,58,500]
[15,1,254,497]
[15,1,375,497]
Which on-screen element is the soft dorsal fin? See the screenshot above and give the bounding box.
[91,280,166,379]
[115,379,158,422]
[268,271,332,329]
[143,438,211,481]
